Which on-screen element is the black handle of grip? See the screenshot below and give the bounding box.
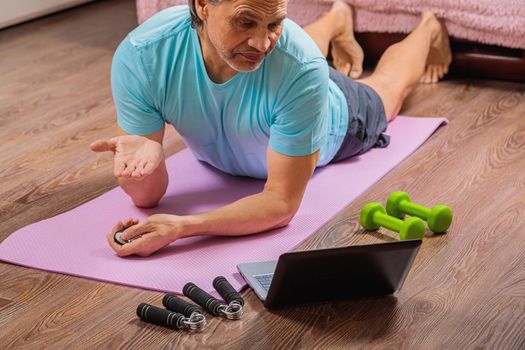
[136,303,185,330]
[183,282,225,316]
[213,276,245,306]
[162,293,202,317]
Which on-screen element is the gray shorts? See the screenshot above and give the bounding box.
[329,67,390,163]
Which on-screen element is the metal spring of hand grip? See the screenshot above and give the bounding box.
[218,302,244,320]
[162,293,207,331]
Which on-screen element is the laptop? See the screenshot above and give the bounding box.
[237,239,422,308]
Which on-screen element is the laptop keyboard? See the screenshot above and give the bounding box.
[254,273,273,291]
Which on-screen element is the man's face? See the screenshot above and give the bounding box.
[203,0,287,72]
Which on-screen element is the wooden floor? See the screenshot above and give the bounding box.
[1,0,524,348]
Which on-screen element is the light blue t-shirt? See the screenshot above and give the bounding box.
[112,5,349,179]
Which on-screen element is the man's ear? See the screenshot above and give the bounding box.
[195,0,209,23]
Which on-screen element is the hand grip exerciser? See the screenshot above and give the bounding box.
[183,282,243,320]
[213,276,244,306]
[213,276,244,319]
[213,276,245,307]
[113,229,141,245]
[163,294,207,330]
[136,303,186,330]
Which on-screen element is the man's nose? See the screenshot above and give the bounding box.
[247,28,271,53]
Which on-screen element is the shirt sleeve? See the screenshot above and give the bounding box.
[269,58,329,156]
[111,37,164,135]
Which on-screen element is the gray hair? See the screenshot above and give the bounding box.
[188,0,221,28]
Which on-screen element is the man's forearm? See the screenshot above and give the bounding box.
[181,191,296,238]
[118,161,169,208]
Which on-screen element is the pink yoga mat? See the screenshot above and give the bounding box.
[0,117,447,295]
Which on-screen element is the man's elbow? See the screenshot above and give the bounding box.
[119,176,168,209]
[132,197,161,209]
[275,202,299,227]
[131,191,166,208]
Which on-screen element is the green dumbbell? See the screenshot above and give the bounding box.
[386,191,452,233]
[360,202,425,240]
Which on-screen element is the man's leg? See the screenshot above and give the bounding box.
[357,13,452,121]
[303,1,364,79]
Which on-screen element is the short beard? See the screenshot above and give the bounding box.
[203,25,269,73]
[217,44,266,72]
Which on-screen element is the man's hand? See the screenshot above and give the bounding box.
[90,135,164,181]
[107,214,192,257]
[90,127,168,208]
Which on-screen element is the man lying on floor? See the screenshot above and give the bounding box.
[90,0,451,256]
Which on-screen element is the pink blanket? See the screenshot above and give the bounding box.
[136,0,525,49]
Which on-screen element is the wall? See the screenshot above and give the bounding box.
[0,0,96,29]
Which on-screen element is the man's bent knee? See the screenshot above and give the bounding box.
[357,73,408,121]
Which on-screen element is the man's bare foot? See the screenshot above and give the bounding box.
[420,12,452,84]
[329,1,364,79]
